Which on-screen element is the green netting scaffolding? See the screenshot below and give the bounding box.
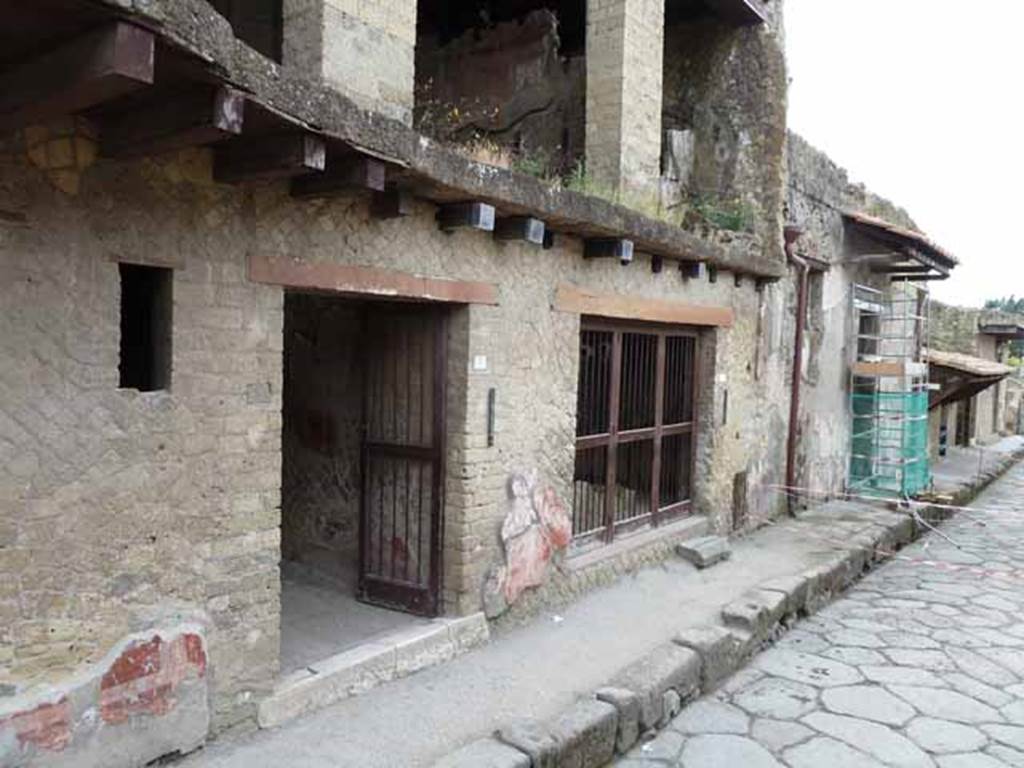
[848,283,931,498]
[850,390,930,497]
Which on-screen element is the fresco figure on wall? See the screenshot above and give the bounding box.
[487,470,572,611]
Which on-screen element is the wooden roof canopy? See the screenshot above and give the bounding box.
[0,0,784,281]
[924,347,1013,411]
[843,211,959,283]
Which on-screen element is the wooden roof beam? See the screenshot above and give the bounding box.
[0,22,154,131]
[100,86,245,158]
[291,153,387,198]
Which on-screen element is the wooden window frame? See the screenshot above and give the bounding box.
[572,318,701,548]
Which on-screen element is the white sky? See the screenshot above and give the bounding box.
[785,0,1024,308]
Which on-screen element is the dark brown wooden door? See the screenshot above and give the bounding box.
[572,321,699,547]
[359,305,446,616]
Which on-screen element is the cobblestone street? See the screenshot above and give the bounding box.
[618,461,1024,768]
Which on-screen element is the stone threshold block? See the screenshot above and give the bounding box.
[257,613,489,728]
[676,535,732,569]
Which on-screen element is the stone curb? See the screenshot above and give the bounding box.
[429,453,1024,768]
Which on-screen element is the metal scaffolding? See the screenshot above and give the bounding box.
[849,282,931,498]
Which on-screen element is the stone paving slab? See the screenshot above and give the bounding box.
[617,458,1024,768]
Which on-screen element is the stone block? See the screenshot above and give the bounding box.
[609,643,702,730]
[595,687,641,754]
[661,689,682,727]
[257,641,396,728]
[496,720,560,768]
[447,612,490,653]
[432,738,531,768]
[721,589,787,641]
[393,624,456,677]
[673,624,748,690]
[675,536,732,569]
[550,699,618,767]
[760,574,812,618]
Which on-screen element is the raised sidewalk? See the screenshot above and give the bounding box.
[185,436,1024,768]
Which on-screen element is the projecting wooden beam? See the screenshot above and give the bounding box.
[100,86,245,158]
[494,216,545,245]
[437,202,495,232]
[290,155,387,198]
[0,22,154,130]
[680,262,703,281]
[371,185,414,219]
[584,238,634,264]
[214,134,326,184]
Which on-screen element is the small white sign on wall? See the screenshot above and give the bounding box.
[473,355,489,372]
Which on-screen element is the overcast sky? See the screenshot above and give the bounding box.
[785,0,1024,308]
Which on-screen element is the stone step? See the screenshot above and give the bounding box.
[257,613,489,728]
[675,535,732,569]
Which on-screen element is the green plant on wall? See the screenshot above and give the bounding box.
[689,194,754,233]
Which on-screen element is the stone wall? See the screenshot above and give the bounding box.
[415,10,586,177]
[0,124,791,753]
[930,300,983,356]
[785,133,922,499]
[586,0,665,191]
[282,0,416,124]
[662,10,787,260]
[0,134,283,742]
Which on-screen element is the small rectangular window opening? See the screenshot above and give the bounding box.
[119,263,172,392]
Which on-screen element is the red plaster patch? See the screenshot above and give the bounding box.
[0,697,72,752]
[100,633,206,725]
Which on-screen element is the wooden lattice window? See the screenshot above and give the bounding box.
[572,320,699,547]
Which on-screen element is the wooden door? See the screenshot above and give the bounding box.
[359,305,446,616]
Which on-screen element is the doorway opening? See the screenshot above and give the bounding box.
[279,292,447,675]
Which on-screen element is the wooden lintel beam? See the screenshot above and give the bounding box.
[553,285,734,327]
[370,185,413,219]
[889,273,948,282]
[437,202,495,232]
[584,238,634,264]
[249,255,499,305]
[871,263,933,274]
[0,22,154,130]
[100,86,245,158]
[290,155,387,198]
[214,134,326,184]
[494,216,545,245]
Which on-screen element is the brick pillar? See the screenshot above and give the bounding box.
[282,0,417,125]
[585,0,664,192]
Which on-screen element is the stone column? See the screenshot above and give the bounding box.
[282,0,417,126]
[585,0,664,193]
